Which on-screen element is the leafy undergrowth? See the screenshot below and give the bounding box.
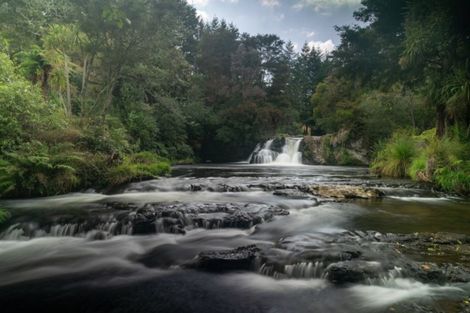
[0,208,10,226]
[372,128,470,195]
[0,145,170,198]
[106,152,171,186]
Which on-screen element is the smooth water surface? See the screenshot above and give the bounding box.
[0,163,469,313]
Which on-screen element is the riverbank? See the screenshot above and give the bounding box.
[372,129,470,196]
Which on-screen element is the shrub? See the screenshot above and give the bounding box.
[0,208,10,226]
[408,153,428,181]
[0,142,84,197]
[106,152,171,186]
[373,128,470,195]
[371,131,417,177]
[434,161,470,195]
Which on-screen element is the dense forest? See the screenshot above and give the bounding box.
[0,0,469,197]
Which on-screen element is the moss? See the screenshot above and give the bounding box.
[337,148,364,166]
[106,152,171,186]
[321,136,336,164]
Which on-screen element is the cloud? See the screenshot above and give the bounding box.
[196,9,211,22]
[293,0,361,12]
[307,39,335,55]
[274,13,285,21]
[260,0,280,8]
[303,31,316,38]
[187,0,209,7]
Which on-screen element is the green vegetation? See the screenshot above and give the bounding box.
[0,0,468,196]
[107,152,171,186]
[0,208,10,226]
[0,0,329,197]
[372,129,470,195]
[308,0,470,194]
[372,132,417,178]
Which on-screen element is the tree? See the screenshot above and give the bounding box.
[399,0,470,137]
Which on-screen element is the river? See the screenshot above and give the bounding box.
[0,163,469,313]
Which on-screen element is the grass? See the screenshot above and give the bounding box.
[372,128,470,195]
[372,131,417,178]
[106,151,171,186]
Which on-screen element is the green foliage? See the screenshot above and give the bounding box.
[373,128,470,194]
[408,154,427,181]
[107,152,171,186]
[0,208,10,226]
[0,52,58,152]
[371,131,417,178]
[0,142,83,197]
[337,149,361,166]
[434,161,470,195]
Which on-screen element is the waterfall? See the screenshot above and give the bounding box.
[249,137,302,165]
[274,137,302,164]
[249,139,278,164]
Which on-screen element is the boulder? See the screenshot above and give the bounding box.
[306,185,383,199]
[187,245,260,272]
[325,260,383,284]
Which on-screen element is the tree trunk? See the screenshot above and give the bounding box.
[436,103,446,138]
[41,65,51,98]
[64,51,72,117]
[81,56,88,96]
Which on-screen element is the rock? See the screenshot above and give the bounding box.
[187,245,260,272]
[325,260,383,284]
[404,262,447,284]
[273,189,316,200]
[300,132,369,166]
[305,185,383,199]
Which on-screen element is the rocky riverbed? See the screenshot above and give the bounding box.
[0,163,469,313]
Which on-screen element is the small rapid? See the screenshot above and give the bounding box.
[0,164,469,313]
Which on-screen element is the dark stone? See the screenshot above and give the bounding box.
[187,245,260,272]
[325,260,382,284]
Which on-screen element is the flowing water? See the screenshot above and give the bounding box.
[0,163,469,313]
[249,137,302,165]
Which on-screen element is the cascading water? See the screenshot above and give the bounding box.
[249,139,277,164]
[249,137,302,165]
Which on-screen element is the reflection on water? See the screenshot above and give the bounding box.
[353,197,470,235]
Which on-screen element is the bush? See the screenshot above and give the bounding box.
[106,152,171,186]
[434,161,470,195]
[0,142,84,197]
[373,128,470,195]
[408,153,428,181]
[371,131,417,177]
[0,208,10,226]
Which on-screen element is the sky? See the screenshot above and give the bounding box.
[187,0,364,54]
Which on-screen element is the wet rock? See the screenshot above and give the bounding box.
[404,262,447,284]
[86,230,111,241]
[305,185,384,199]
[402,262,470,284]
[273,189,316,200]
[187,245,260,272]
[325,260,382,284]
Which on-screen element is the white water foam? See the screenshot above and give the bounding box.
[249,137,303,166]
